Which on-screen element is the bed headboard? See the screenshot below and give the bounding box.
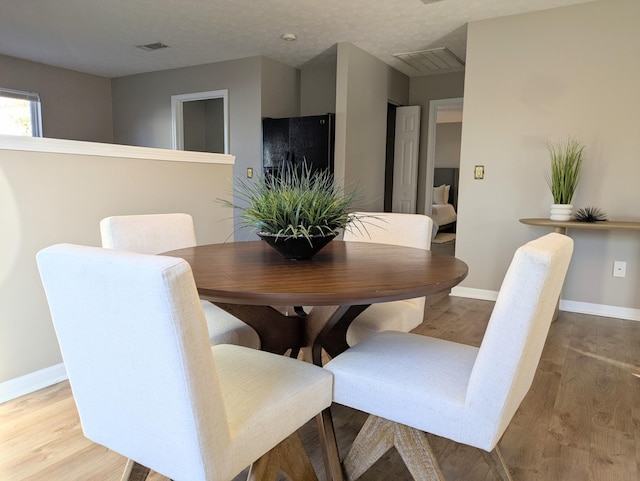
[433,167,459,210]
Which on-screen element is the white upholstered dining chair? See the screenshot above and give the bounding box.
[324,233,573,480]
[37,244,334,481]
[100,213,260,350]
[341,212,433,346]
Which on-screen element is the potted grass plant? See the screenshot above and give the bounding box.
[222,163,361,259]
[545,137,585,221]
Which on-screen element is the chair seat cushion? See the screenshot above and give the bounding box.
[213,344,333,471]
[346,299,425,346]
[201,301,261,349]
[325,331,479,444]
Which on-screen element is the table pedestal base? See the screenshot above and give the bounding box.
[213,303,302,354]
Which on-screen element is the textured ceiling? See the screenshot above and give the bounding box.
[0,0,593,78]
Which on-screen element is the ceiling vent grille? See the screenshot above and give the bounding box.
[393,47,464,73]
[136,42,170,51]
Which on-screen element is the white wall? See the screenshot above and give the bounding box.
[0,136,234,395]
[335,43,409,210]
[456,0,640,316]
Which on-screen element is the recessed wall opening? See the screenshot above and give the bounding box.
[171,89,229,154]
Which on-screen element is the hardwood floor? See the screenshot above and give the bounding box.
[2,293,639,480]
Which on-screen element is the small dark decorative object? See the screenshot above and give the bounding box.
[572,206,608,223]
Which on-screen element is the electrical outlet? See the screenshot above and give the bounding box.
[613,261,626,278]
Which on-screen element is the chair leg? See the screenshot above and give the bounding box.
[247,431,318,481]
[394,423,446,481]
[120,459,150,481]
[479,445,514,481]
[343,415,445,481]
[343,415,394,480]
[316,407,344,481]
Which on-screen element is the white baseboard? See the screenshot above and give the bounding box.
[451,286,499,302]
[559,300,640,322]
[450,287,640,322]
[0,363,67,404]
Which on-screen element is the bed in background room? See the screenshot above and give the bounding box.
[432,167,459,233]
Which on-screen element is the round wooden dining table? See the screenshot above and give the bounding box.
[165,239,467,481]
[164,239,468,365]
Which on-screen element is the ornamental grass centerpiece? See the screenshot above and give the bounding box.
[223,163,361,260]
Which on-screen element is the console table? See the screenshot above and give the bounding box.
[519,218,640,321]
[519,218,640,235]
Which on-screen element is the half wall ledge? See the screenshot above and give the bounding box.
[0,134,235,165]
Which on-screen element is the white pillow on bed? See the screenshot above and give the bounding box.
[433,184,449,205]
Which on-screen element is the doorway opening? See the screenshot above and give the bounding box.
[171,89,229,154]
[383,103,397,211]
[426,97,463,256]
[425,97,463,213]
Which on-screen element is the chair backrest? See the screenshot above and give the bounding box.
[344,212,433,250]
[463,233,573,450]
[100,213,197,254]
[37,244,230,480]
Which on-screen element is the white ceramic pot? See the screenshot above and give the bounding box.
[550,204,573,221]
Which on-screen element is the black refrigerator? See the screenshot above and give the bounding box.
[262,113,335,178]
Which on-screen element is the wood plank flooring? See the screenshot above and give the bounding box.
[1,293,639,480]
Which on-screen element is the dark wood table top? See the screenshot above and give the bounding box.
[165,240,469,307]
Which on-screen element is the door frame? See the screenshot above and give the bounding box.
[424,97,463,215]
[171,89,229,153]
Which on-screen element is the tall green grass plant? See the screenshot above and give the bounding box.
[222,163,361,241]
[545,137,585,205]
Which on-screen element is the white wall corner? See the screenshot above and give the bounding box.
[0,363,67,404]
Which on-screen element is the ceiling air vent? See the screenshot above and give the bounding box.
[136,42,170,51]
[393,47,464,73]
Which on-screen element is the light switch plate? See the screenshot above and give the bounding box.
[613,261,626,277]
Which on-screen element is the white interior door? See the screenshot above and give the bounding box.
[392,106,421,213]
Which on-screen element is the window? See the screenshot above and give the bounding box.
[0,88,43,137]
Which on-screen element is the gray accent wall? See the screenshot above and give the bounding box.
[435,122,462,168]
[300,46,337,117]
[111,57,262,177]
[260,56,300,119]
[111,56,301,238]
[457,0,640,312]
[0,54,113,143]
[335,42,409,211]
